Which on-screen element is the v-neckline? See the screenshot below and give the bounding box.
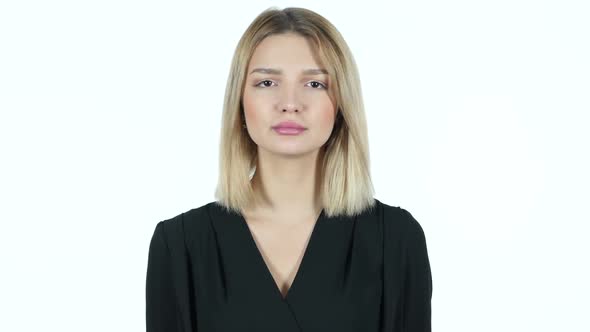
[236,208,325,302]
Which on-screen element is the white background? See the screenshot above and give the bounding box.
[1,0,588,331]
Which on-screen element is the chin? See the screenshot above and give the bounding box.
[267,144,322,157]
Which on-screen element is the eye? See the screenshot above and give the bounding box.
[307,81,328,89]
[254,80,276,88]
[254,80,328,89]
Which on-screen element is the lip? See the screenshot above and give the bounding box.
[273,127,306,135]
[272,121,307,130]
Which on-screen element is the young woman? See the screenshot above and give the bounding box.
[146,6,432,332]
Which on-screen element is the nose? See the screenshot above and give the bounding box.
[277,85,301,113]
[282,104,299,112]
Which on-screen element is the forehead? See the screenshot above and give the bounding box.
[247,33,323,72]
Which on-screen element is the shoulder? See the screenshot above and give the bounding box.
[375,198,427,243]
[375,199,431,273]
[151,201,218,248]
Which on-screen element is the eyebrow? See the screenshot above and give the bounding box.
[249,67,329,75]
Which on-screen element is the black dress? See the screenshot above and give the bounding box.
[146,198,432,332]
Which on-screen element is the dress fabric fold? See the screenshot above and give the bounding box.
[146,198,432,332]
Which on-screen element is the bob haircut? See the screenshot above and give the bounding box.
[214,6,376,218]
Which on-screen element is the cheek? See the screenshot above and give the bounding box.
[319,102,337,130]
[242,91,260,123]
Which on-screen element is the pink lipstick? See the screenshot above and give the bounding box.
[272,121,307,135]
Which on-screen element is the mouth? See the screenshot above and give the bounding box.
[272,127,307,135]
[272,121,307,130]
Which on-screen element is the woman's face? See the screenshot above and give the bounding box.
[242,33,337,157]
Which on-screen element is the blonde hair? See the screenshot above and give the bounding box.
[214,6,376,218]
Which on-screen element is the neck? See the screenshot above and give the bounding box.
[248,147,324,220]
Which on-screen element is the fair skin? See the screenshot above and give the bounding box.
[242,32,337,223]
[240,32,337,298]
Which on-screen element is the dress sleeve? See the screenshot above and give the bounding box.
[146,221,180,332]
[402,210,433,331]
